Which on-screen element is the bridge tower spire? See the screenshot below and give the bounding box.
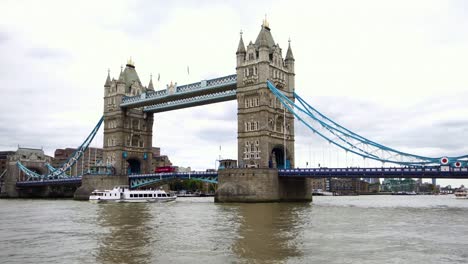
[103,61,154,176]
[235,21,296,169]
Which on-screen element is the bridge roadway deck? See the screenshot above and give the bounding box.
[16,177,82,187]
[278,167,468,179]
[14,166,468,187]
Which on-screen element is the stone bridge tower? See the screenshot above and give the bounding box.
[216,20,311,203]
[236,19,295,169]
[103,60,154,175]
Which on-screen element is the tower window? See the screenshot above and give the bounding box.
[248,53,254,60]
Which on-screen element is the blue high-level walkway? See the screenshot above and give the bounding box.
[121,74,237,113]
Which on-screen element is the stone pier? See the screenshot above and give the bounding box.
[215,168,312,203]
[74,175,128,200]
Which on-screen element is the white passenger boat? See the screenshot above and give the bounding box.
[89,185,176,203]
[312,189,334,196]
[454,185,467,199]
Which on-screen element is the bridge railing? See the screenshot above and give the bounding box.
[279,166,468,178]
[16,177,83,187]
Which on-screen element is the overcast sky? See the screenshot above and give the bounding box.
[1,0,468,187]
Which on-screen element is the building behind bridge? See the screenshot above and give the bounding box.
[0,148,53,197]
[52,147,103,175]
[151,147,172,170]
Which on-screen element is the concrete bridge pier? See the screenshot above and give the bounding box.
[74,174,128,200]
[215,168,312,203]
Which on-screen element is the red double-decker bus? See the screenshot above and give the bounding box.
[155,166,177,173]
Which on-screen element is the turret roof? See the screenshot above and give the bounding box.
[148,75,154,90]
[236,33,246,54]
[255,25,275,50]
[285,41,294,61]
[104,69,111,87]
[120,63,142,88]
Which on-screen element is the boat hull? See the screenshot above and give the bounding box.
[89,185,177,203]
[90,197,176,203]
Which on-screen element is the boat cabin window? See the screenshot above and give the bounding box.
[158,194,162,197]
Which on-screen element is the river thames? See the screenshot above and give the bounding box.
[1,195,467,264]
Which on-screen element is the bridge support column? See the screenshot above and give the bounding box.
[0,164,19,198]
[215,168,312,203]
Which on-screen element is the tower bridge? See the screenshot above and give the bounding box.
[5,20,468,201]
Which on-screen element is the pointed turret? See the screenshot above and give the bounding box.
[285,39,294,61]
[148,74,154,90]
[255,18,275,50]
[236,31,246,54]
[118,65,125,83]
[118,58,142,89]
[104,69,111,87]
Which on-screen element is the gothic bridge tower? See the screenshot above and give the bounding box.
[236,19,295,169]
[103,59,154,175]
[216,20,311,203]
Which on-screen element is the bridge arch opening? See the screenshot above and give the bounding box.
[270,145,289,169]
[126,159,141,175]
[26,166,45,175]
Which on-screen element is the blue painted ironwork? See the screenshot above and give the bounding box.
[17,116,104,180]
[121,74,237,109]
[129,171,218,189]
[267,81,468,166]
[279,166,468,179]
[16,177,82,187]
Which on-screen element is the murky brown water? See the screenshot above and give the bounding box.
[1,195,468,263]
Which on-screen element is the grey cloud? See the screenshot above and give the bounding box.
[196,125,237,143]
[27,47,71,60]
[0,31,9,44]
